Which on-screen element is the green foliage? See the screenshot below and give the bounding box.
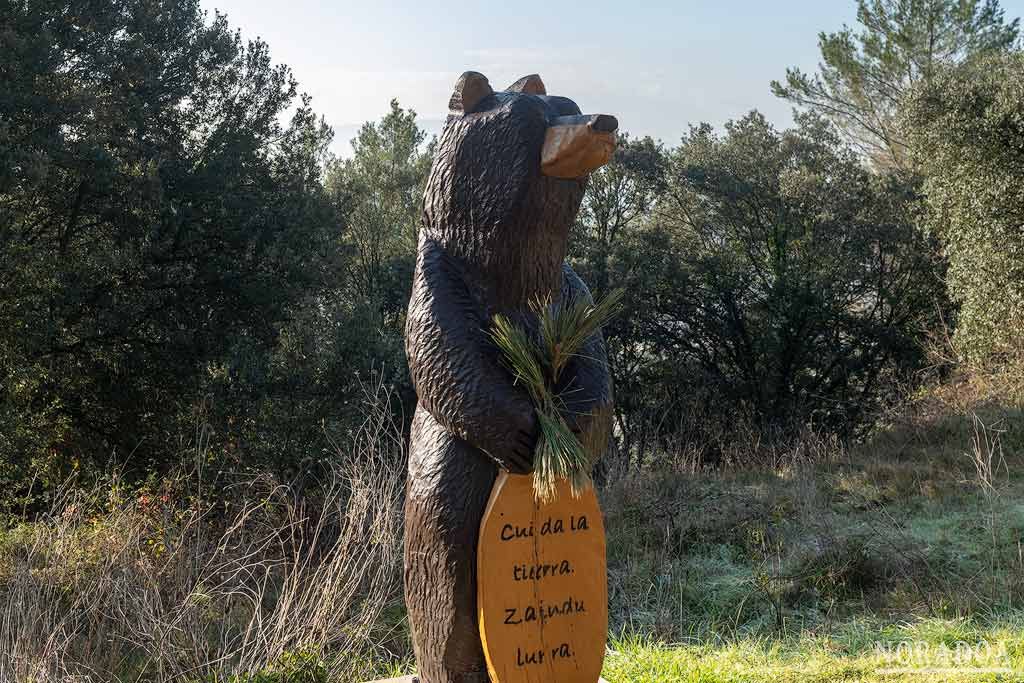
[0,2,439,501]
[571,119,944,464]
[905,51,1024,361]
[773,0,1019,169]
[0,0,1002,508]
[650,112,942,439]
[219,100,433,477]
[572,134,667,294]
[569,135,677,464]
[0,0,339,496]
[328,99,432,313]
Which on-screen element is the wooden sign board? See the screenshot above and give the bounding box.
[477,471,608,683]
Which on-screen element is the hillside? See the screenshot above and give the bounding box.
[3,362,1023,682]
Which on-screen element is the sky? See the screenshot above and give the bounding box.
[197,0,1024,156]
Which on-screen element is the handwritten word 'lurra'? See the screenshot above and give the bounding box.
[504,596,586,625]
[513,559,572,581]
[500,516,589,541]
[516,643,573,667]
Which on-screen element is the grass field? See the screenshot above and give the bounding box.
[593,363,1024,682]
[604,621,1024,682]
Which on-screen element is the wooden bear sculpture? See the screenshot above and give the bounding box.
[404,71,617,683]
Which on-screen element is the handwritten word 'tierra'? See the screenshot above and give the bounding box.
[512,559,572,581]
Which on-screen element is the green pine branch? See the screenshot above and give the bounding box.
[491,288,623,503]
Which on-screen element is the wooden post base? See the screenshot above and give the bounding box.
[362,678,610,682]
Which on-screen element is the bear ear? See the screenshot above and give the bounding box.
[506,74,546,95]
[449,71,493,114]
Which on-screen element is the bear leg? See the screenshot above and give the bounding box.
[405,406,497,683]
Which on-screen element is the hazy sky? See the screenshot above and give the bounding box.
[198,1,1024,155]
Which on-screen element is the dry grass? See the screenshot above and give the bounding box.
[0,384,409,683]
[599,348,1024,644]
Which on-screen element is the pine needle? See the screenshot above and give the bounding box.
[490,288,624,503]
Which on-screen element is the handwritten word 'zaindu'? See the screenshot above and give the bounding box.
[517,642,573,667]
[504,595,586,626]
[500,516,589,541]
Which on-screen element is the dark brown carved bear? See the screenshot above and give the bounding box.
[404,71,617,683]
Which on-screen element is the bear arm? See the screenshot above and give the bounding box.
[556,265,614,463]
[406,244,538,473]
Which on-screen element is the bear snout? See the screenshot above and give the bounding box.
[541,114,619,178]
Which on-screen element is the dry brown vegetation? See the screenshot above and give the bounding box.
[0,387,410,683]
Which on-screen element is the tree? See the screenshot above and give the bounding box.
[111,104,435,482]
[247,100,434,455]
[904,51,1024,360]
[571,135,666,293]
[652,112,943,438]
[569,136,674,466]
[0,0,336,491]
[327,100,432,324]
[772,0,1018,170]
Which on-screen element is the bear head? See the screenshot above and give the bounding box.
[421,72,617,308]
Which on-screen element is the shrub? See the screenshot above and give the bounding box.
[905,51,1024,361]
[650,112,944,439]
